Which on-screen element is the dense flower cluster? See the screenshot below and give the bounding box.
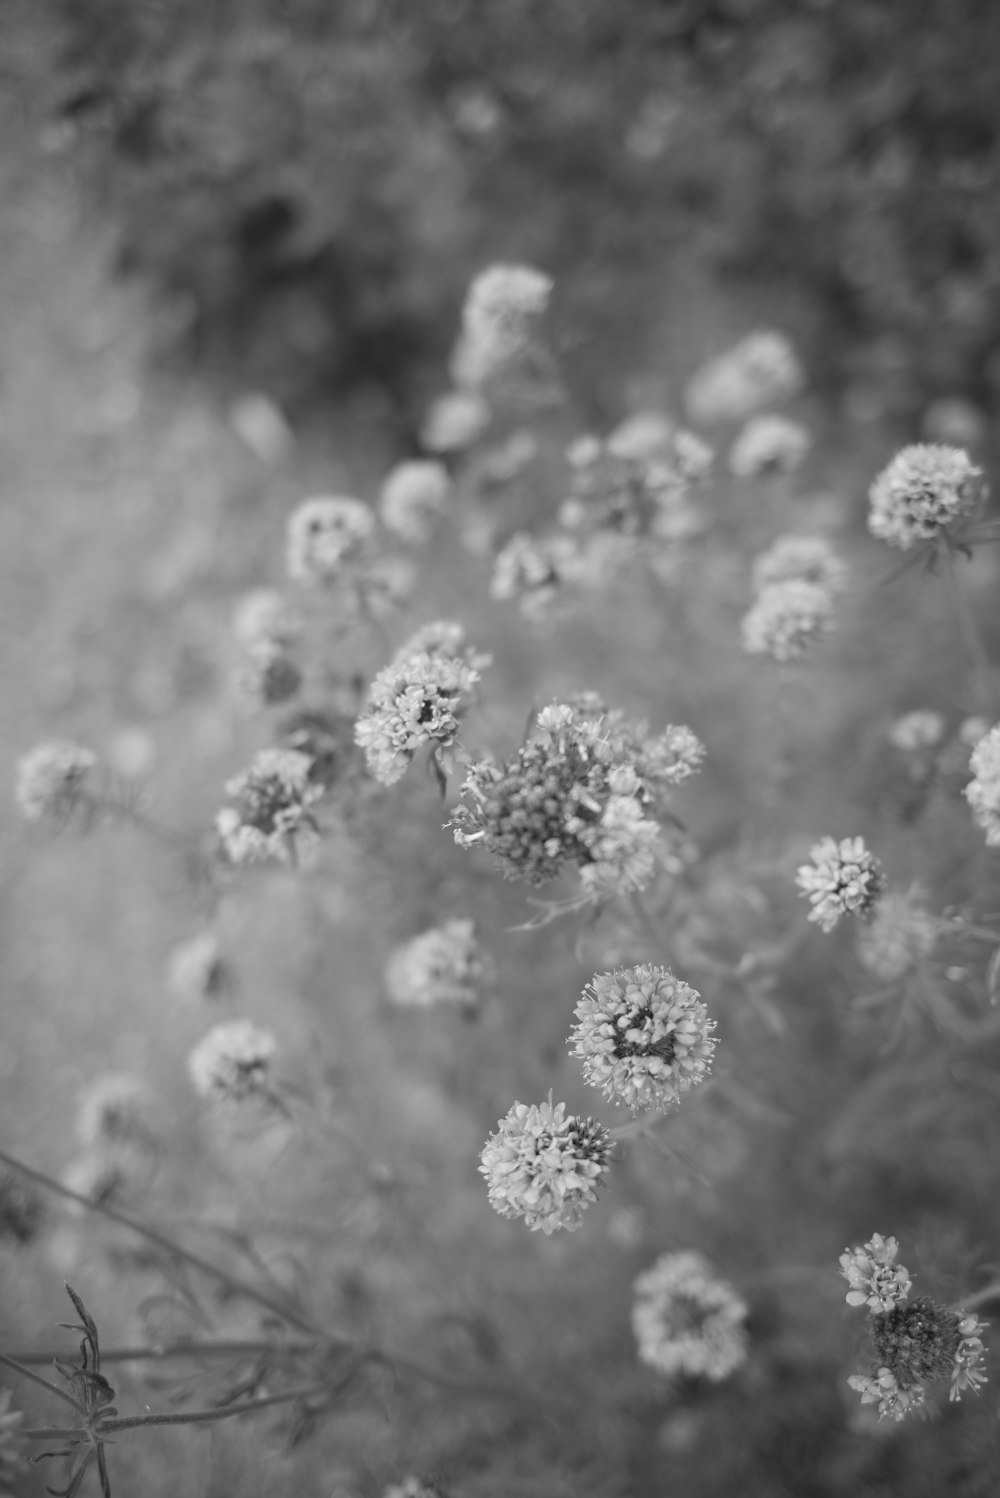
[286,495,376,585]
[15,741,96,823]
[479,1097,613,1234]
[379,460,452,544]
[751,534,846,596]
[868,444,983,550]
[839,1234,912,1313]
[631,1251,749,1381]
[392,620,491,673]
[569,965,717,1113]
[965,721,1000,847]
[685,329,804,425]
[796,837,884,932]
[355,649,482,786]
[855,888,940,982]
[216,749,322,863]
[188,1019,277,1106]
[385,918,490,1010]
[729,414,810,478]
[450,699,703,895]
[741,579,835,663]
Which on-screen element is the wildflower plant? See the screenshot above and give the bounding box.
[631,1251,749,1381]
[479,1098,614,1234]
[795,837,884,932]
[15,741,97,825]
[868,445,984,552]
[187,1019,277,1108]
[354,648,483,787]
[385,919,491,1011]
[216,748,322,864]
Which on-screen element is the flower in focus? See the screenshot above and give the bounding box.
[76,1073,156,1153]
[839,1234,912,1312]
[379,460,452,544]
[385,918,491,1011]
[188,1019,276,1107]
[888,710,946,752]
[286,495,376,585]
[354,650,482,786]
[729,414,811,478]
[216,748,322,864]
[569,965,718,1113]
[479,1097,613,1234]
[796,836,884,932]
[168,931,230,1004]
[867,444,983,550]
[632,1250,749,1381]
[855,888,940,982]
[751,535,846,596]
[15,741,96,823]
[741,579,835,663]
[965,722,1000,847]
[685,330,804,426]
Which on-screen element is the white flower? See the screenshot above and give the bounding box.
[729,414,811,478]
[391,620,492,673]
[15,741,96,823]
[796,836,884,932]
[168,932,229,1004]
[855,888,940,982]
[751,534,846,595]
[888,710,946,752]
[965,722,1000,847]
[847,1366,925,1422]
[76,1073,156,1152]
[286,495,375,585]
[188,1019,276,1106]
[632,1251,748,1381]
[233,588,301,650]
[385,919,490,1010]
[741,579,835,662]
[839,1234,912,1312]
[490,531,578,618]
[479,1098,613,1234]
[460,263,552,383]
[379,460,452,544]
[420,390,490,453]
[868,444,983,550]
[354,651,481,786]
[216,748,321,864]
[685,330,804,425]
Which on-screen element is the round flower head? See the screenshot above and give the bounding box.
[741,579,835,663]
[729,414,810,478]
[233,588,301,651]
[385,919,490,1011]
[15,741,96,823]
[379,460,452,545]
[632,1250,749,1382]
[868,444,983,550]
[479,1097,613,1234]
[461,263,552,379]
[751,534,846,596]
[286,495,376,585]
[849,1297,988,1421]
[354,650,482,786]
[855,888,939,982]
[168,931,230,1004]
[965,722,1000,847]
[216,748,322,864]
[420,390,490,453]
[839,1234,912,1313]
[796,836,884,932]
[570,965,717,1113]
[76,1073,156,1153]
[0,1170,45,1245]
[188,1019,276,1107]
[685,329,804,426]
[888,710,946,752]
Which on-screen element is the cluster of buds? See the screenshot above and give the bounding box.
[795,836,884,933]
[478,1097,613,1235]
[868,445,985,552]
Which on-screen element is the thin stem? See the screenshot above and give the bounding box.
[101,1379,338,1430]
[941,542,999,711]
[0,1352,82,1411]
[5,1338,312,1367]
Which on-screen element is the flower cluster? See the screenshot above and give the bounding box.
[728,413,810,478]
[355,648,483,786]
[15,741,96,823]
[841,1235,988,1421]
[569,965,718,1113]
[286,494,376,585]
[188,1019,277,1107]
[459,263,553,385]
[490,530,580,620]
[450,699,703,897]
[392,620,491,672]
[741,578,835,663]
[751,534,846,597]
[216,748,322,863]
[479,1098,613,1234]
[796,837,884,932]
[560,425,712,549]
[868,444,983,550]
[385,918,491,1011]
[965,721,1000,847]
[631,1251,749,1381]
[379,460,452,545]
[855,888,940,982]
[685,329,804,426]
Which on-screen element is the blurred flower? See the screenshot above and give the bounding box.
[15,741,96,823]
[460,263,553,384]
[729,414,810,478]
[237,637,302,707]
[855,888,940,982]
[685,330,804,425]
[570,965,717,1113]
[420,390,490,453]
[839,1234,912,1312]
[228,392,293,464]
[868,444,983,550]
[216,748,321,864]
[0,1389,28,1490]
[631,1251,749,1381]
[61,1152,132,1212]
[479,1097,613,1234]
[888,710,946,752]
[355,651,482,787]
[385,918,491,1010]
[392,620,492,673]
[168,931,230,1004]
[77,1073,156,1153]
[379,460,452,544]
[741,579,835,662]
[796,836,884,932]
[491,530,579,619]
[751,534,846,595]
[965,722,1000,846]
[233,588,301,650]
[188,1019,276,1107]
[0,1171,44,1245]
[383,1479,447,1498]
[959,715,991,747]
[286,495,376,585]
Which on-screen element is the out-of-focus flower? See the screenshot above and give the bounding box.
[0,1171,44,1245]
[796,837,884,932]
[569,965,717,1113]
[168,932,229,1004]
[391,621,492,673]
[855,888,940,982]
[216,748,322,864]
[233,589,302,651]
[420,390,490,453]
[355,650,482,787]
[959,715,990,748]
[459,264,553,385]
[751,534,846,595]
[286,495,376,585]
[237,637,302,707]
[383,1478,448,1498]
[839,1234,912,1313]
[0,1388,28,1490]
[632,1251,749,1381]
[888,710,946,752]
[15,741,96,823]
[729,414,810,478]
[965,722,1000,846]
[188,1019,276,1107]
[385,918,491,1011]
[229,392,293,464]
[685,330,804,426]
[76,1073,156,1153]
[741,579,835,662]
[491,530,580,619]
[868,445,983,550]
[379,460,452,544]
[480,1097,613,1234]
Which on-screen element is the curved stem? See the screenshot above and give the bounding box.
[5,1338,311,1367]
